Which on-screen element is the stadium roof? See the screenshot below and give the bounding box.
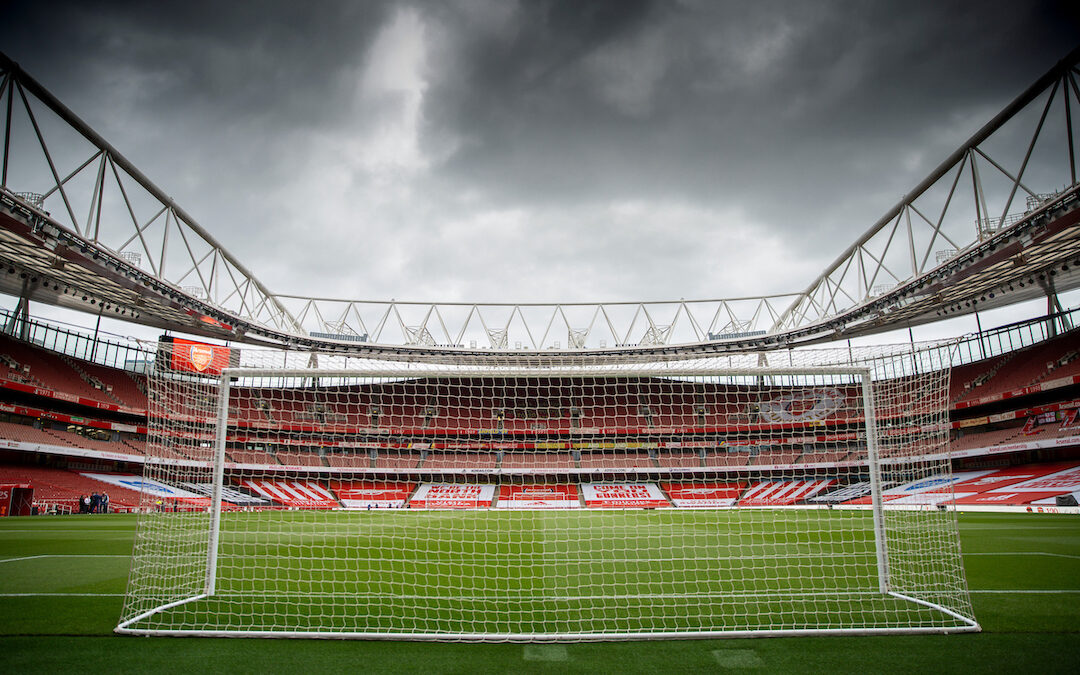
[1,48,1079,360]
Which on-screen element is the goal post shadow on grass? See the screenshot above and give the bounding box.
[116,346,980,640]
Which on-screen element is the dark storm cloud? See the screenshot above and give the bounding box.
[1,0,1077,305]
[423,1,1077,212]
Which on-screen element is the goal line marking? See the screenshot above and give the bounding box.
[4,590,1075,599]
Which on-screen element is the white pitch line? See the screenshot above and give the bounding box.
[968,590,1080,594]
[0,593,124,597]
[0,554,128,564]
[964,552,1080,560]
[5,590,1074,599]
[0,555,49,564]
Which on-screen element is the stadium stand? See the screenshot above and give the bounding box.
[0,334,120,406]
[578,451,655,469]
[423,452,498,470]
[372,451,422,469]
[324,451,372,469]
[273,448,327,467]
[703,450,753,467]
[227,448,280,465]
[0,319,1078,514]
[500,452,576,470]
[0,421,77,447]
[655,450,704,468]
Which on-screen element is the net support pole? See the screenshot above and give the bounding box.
[205,373,232,596]
[861,369,891,594]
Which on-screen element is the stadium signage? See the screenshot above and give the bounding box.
[159,336,235,376]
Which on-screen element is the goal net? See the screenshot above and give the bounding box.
[117,345,978,640]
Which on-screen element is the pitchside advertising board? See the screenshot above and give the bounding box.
[582,483,670,508]
[157,336,238,376]
[410,483,497,508]
[496,484,580,509]
[330,481,414,509]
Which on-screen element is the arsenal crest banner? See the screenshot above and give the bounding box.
[159,336,234,376]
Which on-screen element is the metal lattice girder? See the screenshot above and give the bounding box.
[276,296,796,350]
[0,53,302,336]
[774,47,1080,333]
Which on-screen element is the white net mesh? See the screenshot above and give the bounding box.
[118,345,977,640]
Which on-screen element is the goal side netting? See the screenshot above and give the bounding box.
[117,346,978,640]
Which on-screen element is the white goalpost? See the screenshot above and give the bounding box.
[117,346,979,640]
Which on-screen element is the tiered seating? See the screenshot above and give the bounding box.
[797,448,851,464]
[121,438,148,455]
[0,336,113,405]
[39,428,125,454]
[578,451,654,469]
[274,448,325,466]
[64,358,148,409]
[654,451,703,468]
[952,427,1024,452]
[0,464,144,508]
[0,421,76,447]
[703,451,752,467]
[500,452,576,470]
[324,452,372,468]
[989,338,1079,392]
[227,448,279,465]
[423,452,498,470]
[150,442,193,461]
[0,351,34,384]
[1020,420,1080,440]
[954,330,1080,403]
[949,353,1011,403]
[373,451,421,469]
[750,447,801,465]
[1036,349,1080,382]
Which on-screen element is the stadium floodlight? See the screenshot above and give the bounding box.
[117,346,978,640]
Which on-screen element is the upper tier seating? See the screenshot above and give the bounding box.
[500,452,576,470]
[578,451,655,469]
[952,329,1080,404]
[0,335,116,406]
[423,452,498,470]
[60,356,147,409]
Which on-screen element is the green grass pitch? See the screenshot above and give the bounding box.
[1,511,1078,673]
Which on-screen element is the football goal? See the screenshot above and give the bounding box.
[116,346,978,640]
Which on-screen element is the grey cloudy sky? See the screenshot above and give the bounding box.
[2,0,1078,316]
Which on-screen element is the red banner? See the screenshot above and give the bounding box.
[167,338,232,376]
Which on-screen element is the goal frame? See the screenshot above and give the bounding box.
[117,363,981,641]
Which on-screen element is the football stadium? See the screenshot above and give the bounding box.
[1,4,1079,672]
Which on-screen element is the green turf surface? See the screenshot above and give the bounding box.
[118,509,970,636]
[1,512,1078,673]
